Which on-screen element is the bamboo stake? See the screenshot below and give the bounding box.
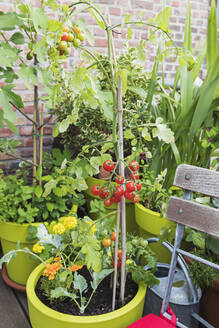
[117,76,126,303]
[33,100,37,183]
[39,103,44,186]
[112,202,121,311]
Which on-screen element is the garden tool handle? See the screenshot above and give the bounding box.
[147,237,199,303]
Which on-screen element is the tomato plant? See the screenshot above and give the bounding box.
[126,181,135,192]
[130,173,139,180]
[124,190,134,200]
[104,198,112,207]
[113,185,124,197]
[133,194,140,203]
[111,231,116,241]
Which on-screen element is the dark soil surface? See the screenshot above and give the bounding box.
[35,268,138,316]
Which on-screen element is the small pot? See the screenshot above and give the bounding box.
[0,221,40,286]
[26,263,147,328]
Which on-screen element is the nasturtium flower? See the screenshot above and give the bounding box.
[63,216,78,230]
[32,243,45,254]
[53,223,65,234]
[43,262,62,280]
[67,265,83,272]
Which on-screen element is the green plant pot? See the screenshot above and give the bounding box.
[27,263,147,328]
[0,221,40,285]
[135,203,175,263]
[85,176,138,234]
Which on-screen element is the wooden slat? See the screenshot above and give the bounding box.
[0,274,31,328]
[166,196,219,238]
[174,164,219,197]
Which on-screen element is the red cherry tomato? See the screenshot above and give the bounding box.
[118,249,122,260]
[110,231,116,241]
[103,160,114,172]
[104,198,112,207]
[136,183,142,191]
[61,32,69,41]
[124,190,134,200]
[126,181,135,192]
[102,238,112,247]
[130,172,139,180]
[91,184,101,196]
[128,161,139,171]
[111,195,122,203]
[113,185,124,197]
[115,175,125,184]
[99,187,109,199]
[133,194,140,203]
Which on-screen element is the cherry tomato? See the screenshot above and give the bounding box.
[113,185,124,197]
[104,198,112,207]
[102,238,112,247]
[118,249,123,260]
[132,194,140,203]
[61,32,69,41]
[130,173,139,180]
[115,175,125,184]
[128,161,139,171]
[91,184,101,196]
[77,32,85,41]
[111,195,121,203]
[136,183,142,191]
[63,26,70,33]
[140,239,148,247]
[73,38,80,47]
[110,231,116,241]
[99,187,109,199]
[126,181,135,192]
[131,239,139,246]
[58,41,67,51]
[103,160,114,172]
[124,190,134,200]
[113,259,121,269]
[73,26,81,34]
[67,33,74,42]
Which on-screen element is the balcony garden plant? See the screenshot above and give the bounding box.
[0,0,89,286]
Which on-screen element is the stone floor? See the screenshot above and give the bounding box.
[0,271,31,328]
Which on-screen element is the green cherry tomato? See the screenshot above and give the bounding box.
[58,41,67,51]
[73,38,80,48]
[77,32,85,41]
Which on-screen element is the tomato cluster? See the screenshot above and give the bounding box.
[91,160,142,205]
[57,25,85,56]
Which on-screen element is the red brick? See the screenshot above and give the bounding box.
[94,38,108,48]
[0,128,14,137]
[19,126,33,136]
[132,0,153,10]
[20,149,33,158]
[43,126,53,135]
[109,7,121,16]
[43,137,53,146]
[25,138,33,147]
[23,106,34,114]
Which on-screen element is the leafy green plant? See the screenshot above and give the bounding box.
[143,0,219,187]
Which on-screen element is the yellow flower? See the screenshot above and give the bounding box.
[63,216,78,230]
[43,262,62,280]
[32,243,45,254]
[87,220,97,235]
[53,223,65,235]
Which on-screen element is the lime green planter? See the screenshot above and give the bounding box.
[27,263,147,328]
[135,203,175,263]
[0,221,40,285]
[85,176,138,234]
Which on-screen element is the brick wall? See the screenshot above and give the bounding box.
[0,0,209,169]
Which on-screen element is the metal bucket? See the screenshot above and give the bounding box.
[143,238,202,327]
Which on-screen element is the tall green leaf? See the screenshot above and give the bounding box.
[180,0,192,118]
[189,74,219,138]
[207,0,218,73]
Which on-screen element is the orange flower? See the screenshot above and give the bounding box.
[43,262,62,280]
[67,265,83,272]
[53,257,61,262]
